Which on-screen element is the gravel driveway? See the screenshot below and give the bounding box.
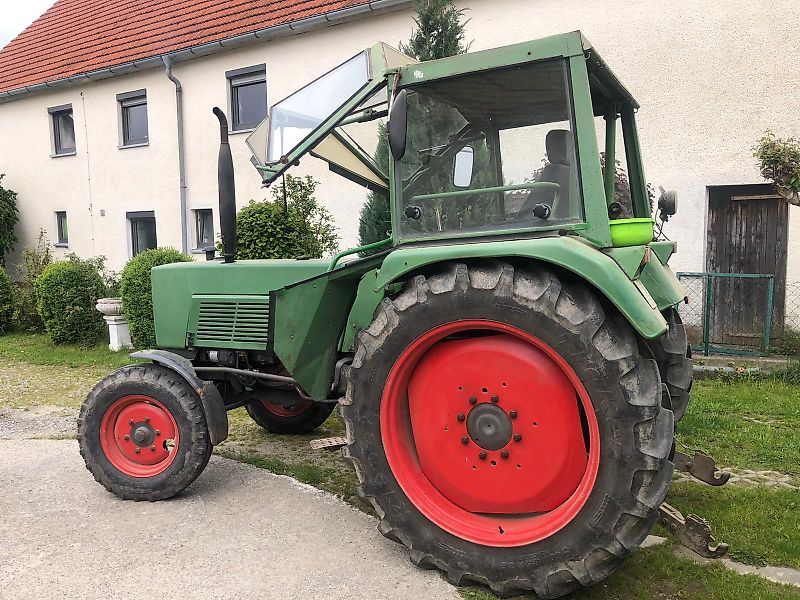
[0,439,459,600]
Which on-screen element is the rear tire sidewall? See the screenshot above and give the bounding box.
[79,365,211,501]
[245,400,335,434]
[343,265,671,590]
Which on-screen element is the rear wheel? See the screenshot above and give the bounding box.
[341,262,674,598]
[78,364,212,501]
[649,308,693,421]
[245,393,335,434]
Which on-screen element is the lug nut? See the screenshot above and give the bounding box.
[461,436,469,445]
[150,445,156,452]
[479,451,487,460]
[155,430,161,436]
[491,395,499,403]
[135,448,141,454]
[456,413,465,422]
[469,397,477,405]
[144,417,150,423]
[123,435,130,441]
[500,450,509,459]
[514,433,522,442]
[128,419,134,425]
[509,410,518,419]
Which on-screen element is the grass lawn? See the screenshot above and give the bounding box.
[0,333,132,370]
[1,333,798,598]
[677,377,800,475]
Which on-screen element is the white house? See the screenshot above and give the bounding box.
[1,0,799,341]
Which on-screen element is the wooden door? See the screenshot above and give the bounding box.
[706,184,787,347]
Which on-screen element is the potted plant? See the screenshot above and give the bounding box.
[753,131,800,205]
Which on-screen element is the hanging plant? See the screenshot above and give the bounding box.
[753,131,800,205]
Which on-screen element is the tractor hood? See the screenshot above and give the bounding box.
[247,43,415,189]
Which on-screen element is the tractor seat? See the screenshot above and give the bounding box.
[518,129,574,219]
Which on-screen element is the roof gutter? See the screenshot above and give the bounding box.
[162,55,188,253]
[0,0,410,104]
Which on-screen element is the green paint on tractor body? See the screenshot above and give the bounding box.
[150,31,685,400]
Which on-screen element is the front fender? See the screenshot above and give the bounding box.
[130,350,228,445]
[345,236,671,349]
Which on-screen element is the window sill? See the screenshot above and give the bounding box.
[229,127,255,136]
[50,151,76,158]
[191,248,216,255]
[119,142,149,150]
[54,243,69,248]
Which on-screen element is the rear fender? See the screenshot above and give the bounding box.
[344,237,676,351]
[130,350,228,445]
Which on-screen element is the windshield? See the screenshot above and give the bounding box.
[267,51,370,163]
[396,59,583,240]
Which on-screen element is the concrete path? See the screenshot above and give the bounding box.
[0,440,460,600]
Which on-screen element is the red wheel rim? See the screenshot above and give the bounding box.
[380,320,600,547]
[100,395,179,477]
[260,399,314,418]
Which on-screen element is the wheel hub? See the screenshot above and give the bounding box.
[131,422,155,447]
[466,403,512,450]
[406,333,589,514]
[100,395,179,477]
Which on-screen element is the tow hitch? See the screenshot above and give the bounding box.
[663,448,731,558]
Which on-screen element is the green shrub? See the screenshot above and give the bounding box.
[236,175,338,260]
[35,256,106,345]
[14,229,52,333]
[120,248,192,348]
[0,268,14,334]
[0,174,19,265]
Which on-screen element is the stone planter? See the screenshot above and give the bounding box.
[95,297,133,351]
[96,297,124,316]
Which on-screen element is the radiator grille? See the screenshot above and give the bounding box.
[195,299,269,346]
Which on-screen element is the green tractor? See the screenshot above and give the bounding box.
[79,32,728,597]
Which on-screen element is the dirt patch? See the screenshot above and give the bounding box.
[0,363,104,410]
[0,405,77,440]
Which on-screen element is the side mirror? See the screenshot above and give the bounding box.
[453,145,475,188]
[658,187,678,218]
[388,89,408,161]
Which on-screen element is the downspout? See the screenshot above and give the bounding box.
[162,55,188,253]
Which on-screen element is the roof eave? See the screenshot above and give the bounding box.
[0,0,410,104]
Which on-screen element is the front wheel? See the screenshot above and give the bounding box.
[341,263,674,598]
[78,364,212,501]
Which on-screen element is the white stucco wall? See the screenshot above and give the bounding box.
[1,0,798,280]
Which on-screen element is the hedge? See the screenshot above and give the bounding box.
[0,269,14,334]
[35,257,106,345]
[120,248,191,348]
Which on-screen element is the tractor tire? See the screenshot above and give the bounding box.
[340,262,674,599]
[648,308,692,421]
[78,363,212,501]
[245,396,335,434]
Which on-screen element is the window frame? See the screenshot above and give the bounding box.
[194,208,215,251]
[127,211,157,256]
[48,104,76,156]
[117,89,149,147]
[55,211,68,246]
[226,64,267,132]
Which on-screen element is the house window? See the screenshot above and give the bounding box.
[227,65,266,131]
[49,104,75,155]
[118,90,149,146]
[195,209,214,249]
[127,211,157,256]
[55,211,68,246]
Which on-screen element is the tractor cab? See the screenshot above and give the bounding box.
[247,32,666,251]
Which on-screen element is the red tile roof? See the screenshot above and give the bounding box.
[0,0,375,94]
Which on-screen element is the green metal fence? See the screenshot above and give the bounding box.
[676,272,775,356]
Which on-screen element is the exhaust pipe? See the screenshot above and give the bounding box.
[212,107,237,263]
